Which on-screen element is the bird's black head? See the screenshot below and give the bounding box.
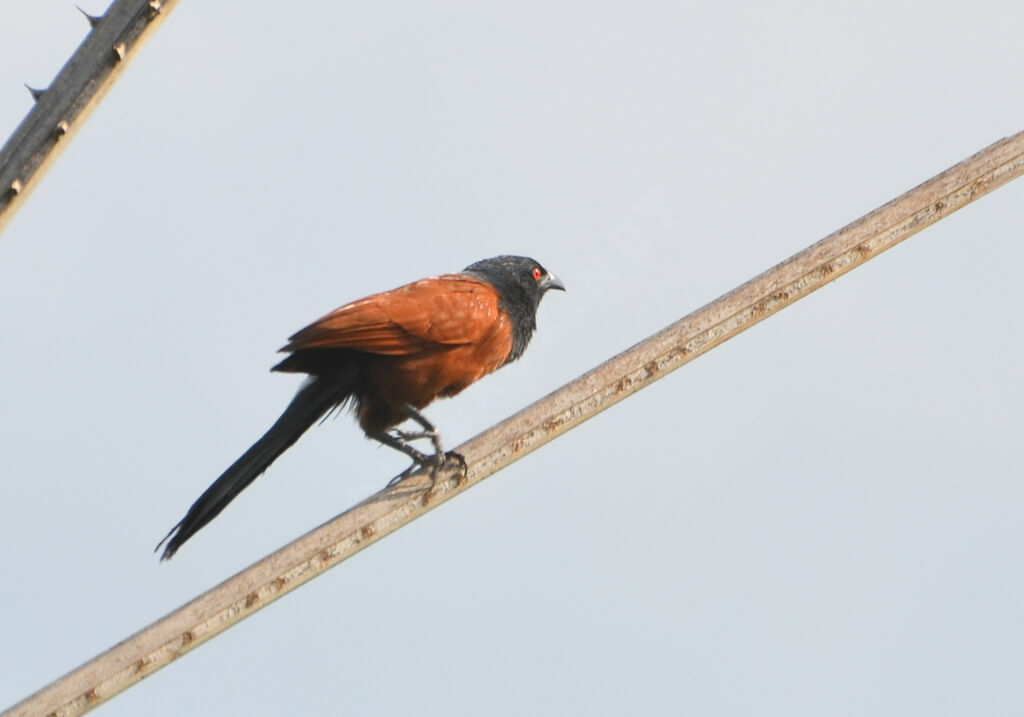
[463,255,565,364]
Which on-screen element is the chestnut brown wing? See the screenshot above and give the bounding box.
[280,275,502,356]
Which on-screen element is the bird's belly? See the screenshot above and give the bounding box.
[357,328,511,432]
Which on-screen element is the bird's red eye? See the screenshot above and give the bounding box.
[532,266,542,280]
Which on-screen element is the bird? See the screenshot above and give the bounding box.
[156,255,564,560]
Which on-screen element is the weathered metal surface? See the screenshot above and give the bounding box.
[6,130,1024,716]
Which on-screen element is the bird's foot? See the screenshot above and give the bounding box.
[379,408,452,486]
[388,427,444,469]
[385,450,465,487]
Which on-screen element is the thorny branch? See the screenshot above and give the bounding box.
[0,0,178,237]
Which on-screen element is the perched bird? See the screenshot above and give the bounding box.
[157,255,564,560]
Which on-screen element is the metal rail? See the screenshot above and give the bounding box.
[7,129,1024,717]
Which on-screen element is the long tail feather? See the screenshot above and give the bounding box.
[157,376,350,560]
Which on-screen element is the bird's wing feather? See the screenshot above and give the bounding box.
[281,275,501,355]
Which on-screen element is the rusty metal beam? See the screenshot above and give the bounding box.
[6,129,1024,716]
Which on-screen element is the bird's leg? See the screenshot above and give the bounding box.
[378,405,455,486]
[376,432,436,486]
[400,405,466,478]
[371,430,431,466]
[400,404,445,465]
[391,429,434,441]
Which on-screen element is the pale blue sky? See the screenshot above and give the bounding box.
[2,2,1023,715]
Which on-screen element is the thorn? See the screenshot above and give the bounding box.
[112,42,126,61]
[56,120,70,137]
[10,179,23,195]
[75,5,102,28]
[25,84,45,102]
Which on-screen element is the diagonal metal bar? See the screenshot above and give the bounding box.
[0,0,179,237]
[5,129,1024,716]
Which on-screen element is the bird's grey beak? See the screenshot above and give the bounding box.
[543,272,566,292]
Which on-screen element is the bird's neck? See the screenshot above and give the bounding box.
[504,306,537,364]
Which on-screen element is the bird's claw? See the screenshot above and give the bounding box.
[387,463,418,487]
[385,449,466,487]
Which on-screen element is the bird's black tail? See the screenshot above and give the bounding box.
[157,375,351,560]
